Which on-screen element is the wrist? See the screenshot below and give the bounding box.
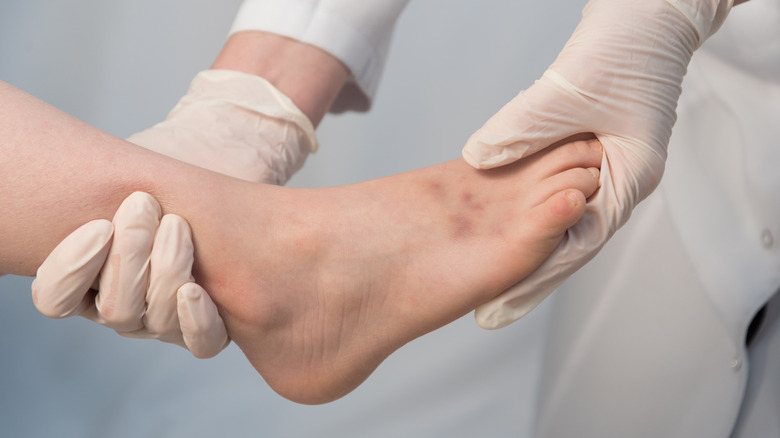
[211,31,349,126]
[663,0,734,44]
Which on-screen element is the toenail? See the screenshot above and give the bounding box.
[566,190,580,207]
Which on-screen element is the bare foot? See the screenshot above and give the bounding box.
[190,139,602,404]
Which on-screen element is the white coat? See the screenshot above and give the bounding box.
[535,1,780,436]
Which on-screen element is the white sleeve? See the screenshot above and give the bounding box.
[230,0,409,112]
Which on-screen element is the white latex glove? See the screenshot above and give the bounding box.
[127,69,316,185]
[32,69,316,357]
[33,193,229,358]
[461,0,733,329]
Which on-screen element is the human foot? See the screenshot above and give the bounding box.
[191,139,602,404]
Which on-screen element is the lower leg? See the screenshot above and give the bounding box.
[0,80,600,404]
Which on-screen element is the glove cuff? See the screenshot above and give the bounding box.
[665,0,734,45]
[182,69,318,153]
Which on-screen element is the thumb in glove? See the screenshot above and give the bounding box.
[462,0,732,328]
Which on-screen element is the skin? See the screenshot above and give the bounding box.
[211,30,350,127]
[0,78,601,404]
[192,1,753,404]
[213,148,602,404]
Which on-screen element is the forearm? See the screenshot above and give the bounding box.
[211,31,349,127]
[0,80,230,276]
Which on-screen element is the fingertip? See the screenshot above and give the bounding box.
[177,283,230,359]
[189,340,229,359]
[33,219,115,318]
[157,214,193,249]
[177,281,203,302]
[116,192,162,222]
[60,219,114,247]
[461,146,485,169]
[462,135,515,170]
[89,219,116,239]
[126,191,159,207]
[159,213,190,231]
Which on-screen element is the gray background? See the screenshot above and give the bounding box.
[0,1,584,437]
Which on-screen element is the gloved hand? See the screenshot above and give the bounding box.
[127,69,316,185]
[461,0,733,329]
[33,193,230,358]
[32,69,317,357]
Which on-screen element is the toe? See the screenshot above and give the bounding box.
[529,167,600,208]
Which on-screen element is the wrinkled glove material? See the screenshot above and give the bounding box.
[128,69,317,185]
[463,0,733,329]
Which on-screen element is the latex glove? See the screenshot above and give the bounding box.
[127,69,316,184]
[33,69,316,357]
[33,193,229,358]
[461,0,733,329]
